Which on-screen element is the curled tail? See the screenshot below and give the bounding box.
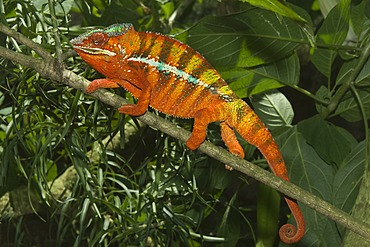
[231,101,305,244]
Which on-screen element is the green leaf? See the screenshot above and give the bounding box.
[75,198,91,247]
[336,57,370,86]
[336,59,356,86]
[317,0,338,17]
[187,10,310,67]
[351,0,370,39]
[160,2,175,20]
[251,90,294,128]
[224,68,283,97]
[355,56,370,85]
[335,89,370,122]
[240,0,307,23]
[224,53,299,97]
[333,140,366,212]
[297,115,357,166]
[279,127,335,198]
[311,0,350,78]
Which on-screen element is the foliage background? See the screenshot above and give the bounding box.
[0,0,370,246]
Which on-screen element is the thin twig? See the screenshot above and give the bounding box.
[321,42,370,118]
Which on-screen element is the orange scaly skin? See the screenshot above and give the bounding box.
[71,23,305,243]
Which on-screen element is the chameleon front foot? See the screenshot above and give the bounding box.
[118,104,146,116]
[86,78,120,93]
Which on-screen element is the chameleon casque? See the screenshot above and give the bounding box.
[71,23,305,244]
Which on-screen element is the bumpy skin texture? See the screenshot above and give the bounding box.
[71,23,305,243]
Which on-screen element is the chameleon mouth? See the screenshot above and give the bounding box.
[73,46,116,57]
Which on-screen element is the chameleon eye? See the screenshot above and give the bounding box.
[90,32,107,46]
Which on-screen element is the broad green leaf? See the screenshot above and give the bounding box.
[297,115,357,166]
[317,0,338,17]
[278,127,340,246]
[351,0,370,39]
[336,57,370,86]
[240,0,307,23]
[279,127,335,198]
[311,46,335,78]
[311,0,350,78]
[251,90,294,128]
[224,68,283,97]
[333,140,366,212]
[355,56,370,86]
[187,10,310,68]
[335,89,370,122]
[223,53,299,97]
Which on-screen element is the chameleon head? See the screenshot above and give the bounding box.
[70,23,139,75]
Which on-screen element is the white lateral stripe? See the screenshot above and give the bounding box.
[127,56,210,88]
[74,46,117,56]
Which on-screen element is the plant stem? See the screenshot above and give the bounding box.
[321,42,370,118]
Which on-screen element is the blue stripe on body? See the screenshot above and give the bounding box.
[127,56,233,102]
[127,56,210,88]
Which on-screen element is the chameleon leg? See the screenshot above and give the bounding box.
[86,78,142,97]
[220,122,245,158]
[86,78,121,93]
[85,77,149,116]
[186,108,221,150]
[118,80,152,116]
[220,122,245,170]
